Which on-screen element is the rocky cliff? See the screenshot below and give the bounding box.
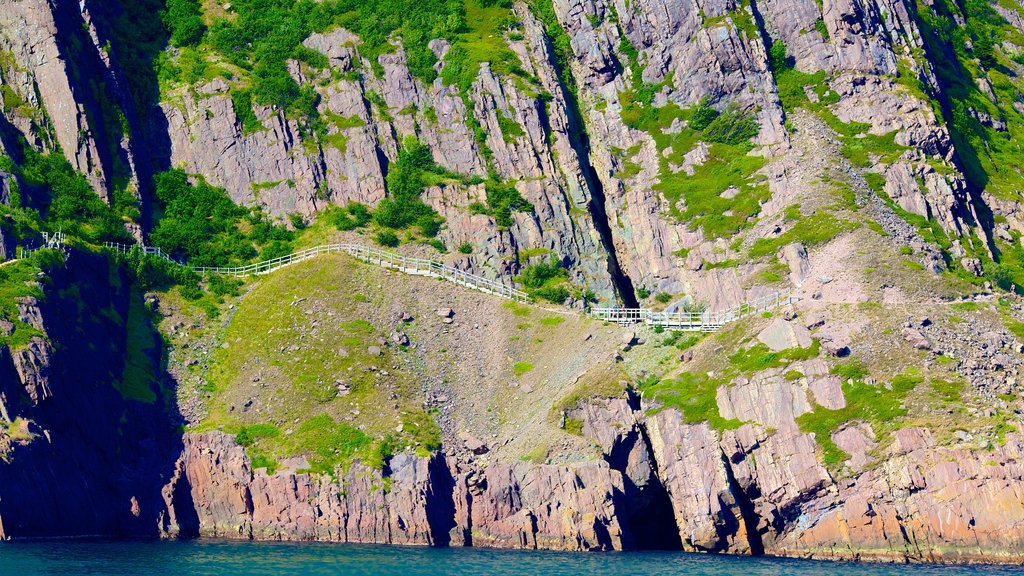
[0,250,182,538]
[3,0,1024,565]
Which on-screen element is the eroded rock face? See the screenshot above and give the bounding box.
[164,431,632,550]
[163,432,452,544]
[0,251,182,539]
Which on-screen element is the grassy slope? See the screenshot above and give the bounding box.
[170,250,628,473]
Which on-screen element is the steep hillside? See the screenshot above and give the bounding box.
[3,0,1024,563]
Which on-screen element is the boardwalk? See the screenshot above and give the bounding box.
[101,241,796,331]
[590,290,799,332]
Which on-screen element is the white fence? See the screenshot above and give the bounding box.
[104,241,796,331]
[103,242,529,301]
[590,290,799,332]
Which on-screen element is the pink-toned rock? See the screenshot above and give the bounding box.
[757,319,813,351]
[831,424,876,471]
[808,375,846,409]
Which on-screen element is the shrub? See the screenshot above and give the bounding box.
[162,0,204,47]
[458,242,473,254]
[689,98,719,131]
[516,255,564,289]
[375,137,444,232]
[375,231,400,247]
[485,180,531,228]
[655,292,673,304]
[702,107,760,145]
[535,284,570,304]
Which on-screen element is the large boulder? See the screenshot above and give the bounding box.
[757,318,814,351]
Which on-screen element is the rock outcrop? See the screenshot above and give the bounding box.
[0,251,182,539]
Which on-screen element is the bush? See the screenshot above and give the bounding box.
[516,255,564,289]
[458,242,473,254]
[163,0,204,47]
[375,137,444,233]
[14,148,131,245]
[329,202,373,231]
[655,292,673,304]
[535,284,569,304]
[689,98,719,131]
[375,231,400,247]
[150,169,292,267]
[485,180,531,228]
[702,107,760,145]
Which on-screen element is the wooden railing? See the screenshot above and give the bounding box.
[103,241,796,331]
[103,242,529,301]
[590,290,798,332]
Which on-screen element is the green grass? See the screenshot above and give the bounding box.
[748,212,858,259]
[797,370,924,467]
[513,361,534,376]
[728,341,820,373]
[930,378,965,403]
[502,301,532,317]
[563,417,584,435]
[618,92,766,238]
[0,257,46,350]
[198,257,442,473]
[831,359,869,380]
[640,339,818,431]
[638,372,742,431]
[116,296,159,403]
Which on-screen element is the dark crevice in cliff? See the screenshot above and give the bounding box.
[534,21,638,307]
[620,428,683,549]
[426,454,457,547]
[0,250,188,538]
[719,449,765,556]
[605,392,682,550]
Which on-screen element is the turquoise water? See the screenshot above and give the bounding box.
[2,537,1024,573]
[3,541,1024,576]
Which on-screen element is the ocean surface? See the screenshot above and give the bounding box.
[3,541,1024,576]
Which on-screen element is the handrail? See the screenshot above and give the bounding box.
[102,241,530,301]
[102,241,795,331]
[590,290,799,332]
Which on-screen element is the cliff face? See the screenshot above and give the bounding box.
[4,0,1024,565]
[0,251,181,538]
[158,392,1024,562]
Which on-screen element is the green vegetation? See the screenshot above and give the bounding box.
[797,370,924,467]
[481,180,532,228]
[375,137,445,236]
[641,339,819,430]
[0,255,48,350]
[150,169,294,267]
[116,296,160,403]
[563,417,584,435]
[637,372,742,431]
[374,230,400,247]
[515,255,570,303]
[7,149,131,245]
[163,0,205,47]
[458,241,474,254]
[199,257,442,474]
[513,361,534,376]
[662,331,704,351]
[325,202,373,231]
[620,90,766,237]
[748,212,858,259]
